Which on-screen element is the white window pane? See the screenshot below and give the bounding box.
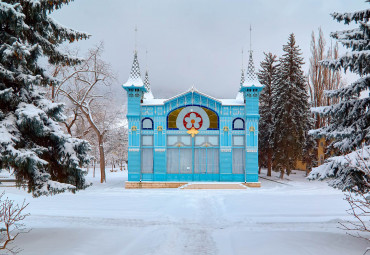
[233,119,244,129]
[180,136,191,146]
[179,149,192,173]
[167,148,178,173]
[141,148,153,173]
[142,135,153,146]
[167,136,178,146]
[232,148,245,174]
[142,118,153,129]
[233,136,244,146]
[208,136,219,146]
[195,136,206,146]
[207,148,219,173]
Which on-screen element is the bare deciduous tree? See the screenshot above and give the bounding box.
[339,150,370,243]
[0,193,30,254]
[308,28,342,129]
[53,43,116,183]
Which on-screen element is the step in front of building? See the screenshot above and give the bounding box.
[125,181,187,189]
[181,183,247,189]
[125,181,261,189]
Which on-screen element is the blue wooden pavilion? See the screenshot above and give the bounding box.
[122,50,263,184]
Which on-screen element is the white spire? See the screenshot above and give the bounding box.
[245,50,257,83]
[144,70,150,92]
[241,25,262,88]
[123,51,144,88]
[240,48,245,87]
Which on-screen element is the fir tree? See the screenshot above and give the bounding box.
[309,3,370,193]
[272,34,312,179]
[0,0,91,196]
[257,52,278,177]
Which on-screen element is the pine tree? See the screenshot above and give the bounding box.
[272,34,312,179]
[309,3,370,193]
[0,0,91,196]
[257,52,278,177]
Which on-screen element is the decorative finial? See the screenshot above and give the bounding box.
[145,49,148,70]
[134,25,138,52]
[245,24,257,82]
[249,25,252,52]
[240,48,245,86]
[242,48,244,69]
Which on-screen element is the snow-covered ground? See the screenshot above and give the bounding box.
[2,169,369,255]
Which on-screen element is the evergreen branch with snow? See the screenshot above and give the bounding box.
[309,146,370,193]
[0,0,91,196]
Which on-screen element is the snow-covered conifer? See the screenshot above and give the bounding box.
[0,0,91,196]
[257,52,278,176]
[309,3,370,193]
[272,34,312,179]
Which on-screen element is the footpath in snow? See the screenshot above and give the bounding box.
[1,169,369,255]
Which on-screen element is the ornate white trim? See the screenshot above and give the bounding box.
[129,148,140,152]
[155,149,166,152]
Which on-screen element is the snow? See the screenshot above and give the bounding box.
[142,98,166,105]
[142,91,167,105]
[122,77,144,88]
[164,86,222,104]
[2,168,369,254]
[143,91,154,100]
[241,80,263,88]
[141,87,246,106]
[308,145,370,192]
[219,99,244,106]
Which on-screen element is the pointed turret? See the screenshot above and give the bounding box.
[143,70,154,100]
[240,50,262,89]
[144,70,150,92]
[122,51,146,117]
[122,51,146,89]
[240,68,245,87]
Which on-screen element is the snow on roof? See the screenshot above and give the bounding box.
[241,79,263,88]
[241,50,263,88]
[122,77,144,87]
[122,51,145,88]
[142,88,245,106]
[163,86,222,104]
[219,99,244,106]
[142,98,166,105]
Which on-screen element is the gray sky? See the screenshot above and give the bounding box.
[52,0,368,102]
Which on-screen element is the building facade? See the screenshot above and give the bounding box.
[123,51,263,183]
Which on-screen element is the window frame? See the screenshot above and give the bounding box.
[232,118,245,130]
[142,117,154,130]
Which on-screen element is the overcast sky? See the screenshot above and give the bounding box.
[52,0,368,102]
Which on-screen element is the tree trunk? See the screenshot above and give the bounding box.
[267,149,272,177]
[98,136,106,183]
[258,165,261,174]
[279,169,284,179]
[93,159,96,178]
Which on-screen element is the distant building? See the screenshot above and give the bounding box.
[122,50,263,183]
[296,137,327,171]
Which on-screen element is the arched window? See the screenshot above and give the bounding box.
[232,118,245,130]
[142,118,153,130]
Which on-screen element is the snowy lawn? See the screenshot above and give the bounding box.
[2,169,369,255]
